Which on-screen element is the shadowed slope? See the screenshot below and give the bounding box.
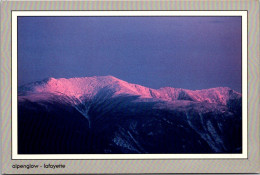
[18,88,241,154]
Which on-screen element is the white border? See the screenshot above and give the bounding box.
[12,11,248,159]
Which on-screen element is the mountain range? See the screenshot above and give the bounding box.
[18,76,242,154]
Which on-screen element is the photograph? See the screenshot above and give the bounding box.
[17,15,243,155]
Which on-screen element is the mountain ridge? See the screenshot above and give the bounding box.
[19,75,241,106]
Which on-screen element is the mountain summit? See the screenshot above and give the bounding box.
[19,75,241,106]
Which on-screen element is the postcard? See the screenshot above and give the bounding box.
[1,1,259,174]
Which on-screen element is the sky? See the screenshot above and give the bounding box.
[18,16,242,92]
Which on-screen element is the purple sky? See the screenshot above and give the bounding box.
[18,16,242,92]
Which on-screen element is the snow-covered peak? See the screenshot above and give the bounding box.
[19,76,241,105]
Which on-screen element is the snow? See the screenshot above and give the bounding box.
[19,75,241,106]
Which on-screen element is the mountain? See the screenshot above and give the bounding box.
[18,76,242,154]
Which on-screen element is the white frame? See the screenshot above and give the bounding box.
[12,10,248,159]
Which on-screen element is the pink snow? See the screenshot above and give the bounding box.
[22,75,241,105]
